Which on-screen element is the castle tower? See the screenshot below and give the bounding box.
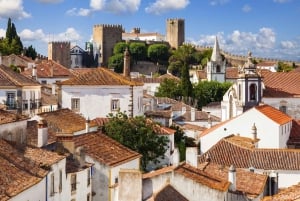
[206,36,226,82]
[123,47,130,77]
[93,24,123,67]
[166,18,185,49]
[48,42,71,68]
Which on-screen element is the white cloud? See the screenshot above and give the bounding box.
[69,0,141,16]
[210,0,230,6]
[281,40,296,49]
[0,28,5,37]
[0,0,30,19]
[242,4,251,12]
[19,29,45,41]
[145,0,190,15]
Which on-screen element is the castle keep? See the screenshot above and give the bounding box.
[93,24,123,67]
[48,41,71,68]
[166,18,185,49]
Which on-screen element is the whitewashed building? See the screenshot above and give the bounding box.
[58,67,144,119]
[200,104,292,154]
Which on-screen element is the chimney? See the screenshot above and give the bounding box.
[118,169,142,201]
[228,165,236,191]
[0,53,2,65]
[50,64,54,77]
[32,65,37,80]
[252,123,257,140]
[191,107,195,122]
[186,147,198,167]
[207,112,212,128]
[37,118,48,147]
[123,47,130,77]
[75,146,85,167]
[85,117,90,133]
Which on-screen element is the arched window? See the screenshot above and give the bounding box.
[249,84,257,101]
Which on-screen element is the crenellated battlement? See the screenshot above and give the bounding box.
[93,24,123,30]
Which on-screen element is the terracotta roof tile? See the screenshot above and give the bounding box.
[0,65,40,87]
[262,182,300,201]
[287,120,300,146]
[0,109,29,125]
[38,109,98,134]
[174,162,230,192]
[73,131,141,167]
[22,60,72,78]
[0,139,52,199]
[142,165,176,179]
[255,104,292,125]
[61,67,143,86]
[154,184,188,201]
[226,67,239,79]
[198,161,267,199]
[262,71,300,97]
[144,110,173,118]
[199,135,300,170]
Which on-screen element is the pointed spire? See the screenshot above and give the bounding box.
[211,36,222,63]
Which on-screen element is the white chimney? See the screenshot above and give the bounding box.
[85,117,90,133]
[186,147,198,167]
[32,65,37,80]
[75,146,85,167]
[191,107,195,122]
[207,112,212,128]
[37,118,48,147]
[0,53,2,65]
[252,123,257,140]
[228,165,236,191]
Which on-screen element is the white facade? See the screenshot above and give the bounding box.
[200,107,292,154]
[0,86,41,116]
[61,85,144,119]
[9,178,46,201]
[70,45,85,68]
[171,172,226,201]
[67,167,93,201]
[85,155,140,201]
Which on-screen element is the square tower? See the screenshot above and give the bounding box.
[93,24,123,67]
[166,18,185,49]
[48,42,71,68]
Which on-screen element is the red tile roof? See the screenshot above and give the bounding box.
[38,109,98,135]
[262,71,300,97]
[226,67,239,79]
[198,161,267,199]
[0,139,64,200]
[199,135,300,170]
[142,165,176,179]
[0,109,28,125]
[60,67,143,86]
[0,65,40,87]
[22,60,72,78]
[74,131,141,167]
[174,162,230,192]
[287,120,300,146]
[255,104,292,125]
[154,184,188,201]
[262,182,300,201]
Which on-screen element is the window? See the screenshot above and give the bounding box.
[279,105,287,114]
[71,174,77,193]
[249,84,257,101]
[87,169,91,186]
[111,99,120,111]
[41,80,47,84]
[216,65,221,73]
[59,170,62,193]
[71,98,80,112]
[50,173,55,196]
[6,92,16,109]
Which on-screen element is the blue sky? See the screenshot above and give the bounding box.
[0,0,299,62]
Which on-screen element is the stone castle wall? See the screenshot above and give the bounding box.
[48,41,71,68]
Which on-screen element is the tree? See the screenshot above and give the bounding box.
[129,42,147,63]
[103,112,169,171]
[147,44,169,64]
[113,42,128,55]
[167,60,182,77]
[155,78,182,99]
[194,81,232,109]
[180,63,193,102]
[24,45,37,60]
[108,53,124,73]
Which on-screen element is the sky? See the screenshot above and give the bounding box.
[0,0,299,62]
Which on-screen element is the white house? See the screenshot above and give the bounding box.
[200,104,292,154]
[0,64,41,116]
[58,67,144,119]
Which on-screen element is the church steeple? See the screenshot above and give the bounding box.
[211,36,222,63]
